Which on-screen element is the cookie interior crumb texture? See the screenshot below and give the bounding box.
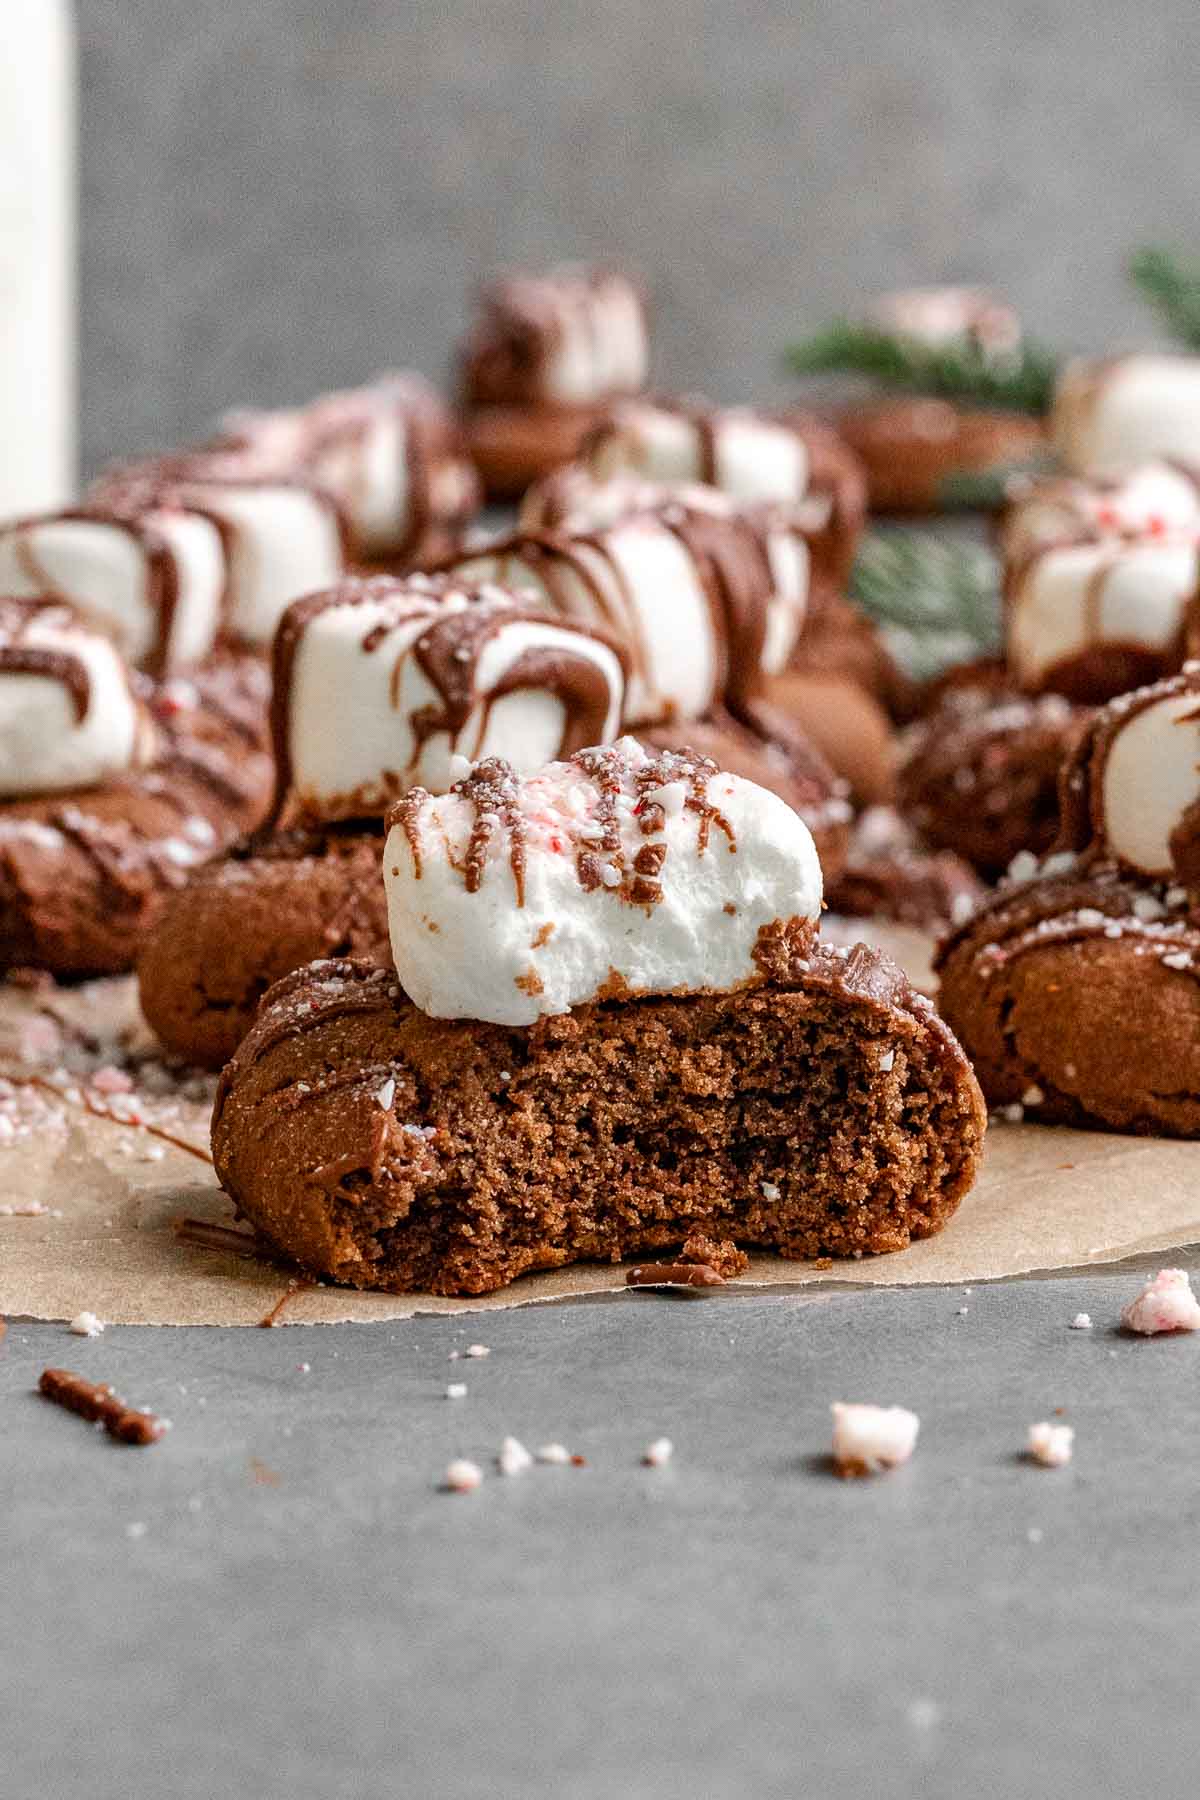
[212,943,985,1297]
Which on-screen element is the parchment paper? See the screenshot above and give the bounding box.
[1,936,1198,1326]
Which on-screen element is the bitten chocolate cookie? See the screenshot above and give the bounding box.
[0,611,273,977]
[898,683,1088,878]
[937,664,1200,1135]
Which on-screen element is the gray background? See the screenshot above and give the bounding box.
[77,0,1200,475]
[7,1276,1200,1800]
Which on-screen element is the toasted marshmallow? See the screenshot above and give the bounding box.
[587,399,810,506]
[0,600,154,797]
[274,575,626,822]
[219,372,480,557]
[450,520,723,725]
[1096,674,1200,878]
[1054,354,1200,478]
[521,471,809,683]
[1007,534,1200,697]
[0,505,225,675]
[384,738,823,1026]
[866,286,1022,360]
[463,267,649,408]
[1002,462,1200,561]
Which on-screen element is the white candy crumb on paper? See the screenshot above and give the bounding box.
[445,1383,467,1400]
[536,1443,572,1465]
[1027,1526,1044,1545]
[68,1311,104,1337]
[465,1344,490,1358]
[1121,1269,1200,1335]
[1070,1313,1093,1330]
[1027,1421,1074,1468]
[444,1458,483,1493]
[907,1698,941,1732]
[497,1436,533,1476]
[125,1521,148,1540]
[831,1402,919,1475]
[642,1437,674,1467]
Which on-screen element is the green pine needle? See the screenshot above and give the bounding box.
[784,320,1059,415]
[849,528,1002,681]
[1129,247,1200,350]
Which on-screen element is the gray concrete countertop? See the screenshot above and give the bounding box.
[5,1275,1199,1800]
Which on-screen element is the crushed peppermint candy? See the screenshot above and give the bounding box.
[1069,1313,1093,1330]
[759,1180,780,1202]
[497,1436,534,1476]
[464,1344,490,1359]
[536,1443,573,1465]
[1121,1268,1200,1335]
[831,1402,919,1476]
[444,1458,483,1493]
[641,1437,674,1467]
[1027,1421,1074,1468]
[68,1311,104,1337]
[445,1383,467,1400]
[375,1077,396,1111]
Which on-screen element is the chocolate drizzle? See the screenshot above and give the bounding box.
[0,600,92,721]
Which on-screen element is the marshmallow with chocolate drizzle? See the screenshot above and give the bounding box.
[1005,530,1200,704]
[865,286,1023,361]
[384,737,823,1026]
[518,472,808,690]
[584,398,811,506]
[214,372,480,560]
[0,497,227,677]
[270,574,628,824]
[1053,355,1200,478]
[461,267,649,409]
[0,599,155,797]
[1056,663,1200,884]
[1001,462,1200,562]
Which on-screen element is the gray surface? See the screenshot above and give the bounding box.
[6,1275,1200,1800]
[76,0,1200,474]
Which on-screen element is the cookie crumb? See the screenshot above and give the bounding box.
[678,1232,749,1278]
[831,1402,919,1476]
[1027,1421,1074,1467]
[1121,1268,1200,1335]
[444,1458,482,1493]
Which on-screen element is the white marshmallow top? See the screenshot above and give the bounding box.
[1054,355,1200,478]
[175,480,346,646]
[0,605,152,797]
[452,519,722,726]
[384,737,823,1025]
[282,582,626,821]
[1003,462,1200,561]
[1007,534,1200,692]
[589,401,810,505]
[1099,683,1200,878]
[866,286,1021,359]
[521,472,810,679]
[0,509,224,672]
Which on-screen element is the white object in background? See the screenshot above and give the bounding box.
[0,2,75,520]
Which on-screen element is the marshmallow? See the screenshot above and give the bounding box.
[173,479,345,646]
[1002,462,1200,561]
[1096,674,1200,878]
[521,471,809,682]
[586,399,810,506]
[1054,354,1200,478]
[463,267,649,407]
[451,521,723,725]
[0,600,154,797]
[384,738,823,1025]
[219,372,479,558]
[273,575,627,822]
[866,286,1022,360]
[1007,534,1200,696]
[0,504,225,675]
[1121,1268,1200,1335]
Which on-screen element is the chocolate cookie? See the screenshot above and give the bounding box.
[835,399,1047,514]
[137,823,390,1070]
[212,945,986,1296]
[0,655,273,977]
[824,807,983,930]
[898,684,1088,878]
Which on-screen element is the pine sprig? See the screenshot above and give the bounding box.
[1129,247,1200,350]
[784,321,1059,415]
[850,528,1002,681]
